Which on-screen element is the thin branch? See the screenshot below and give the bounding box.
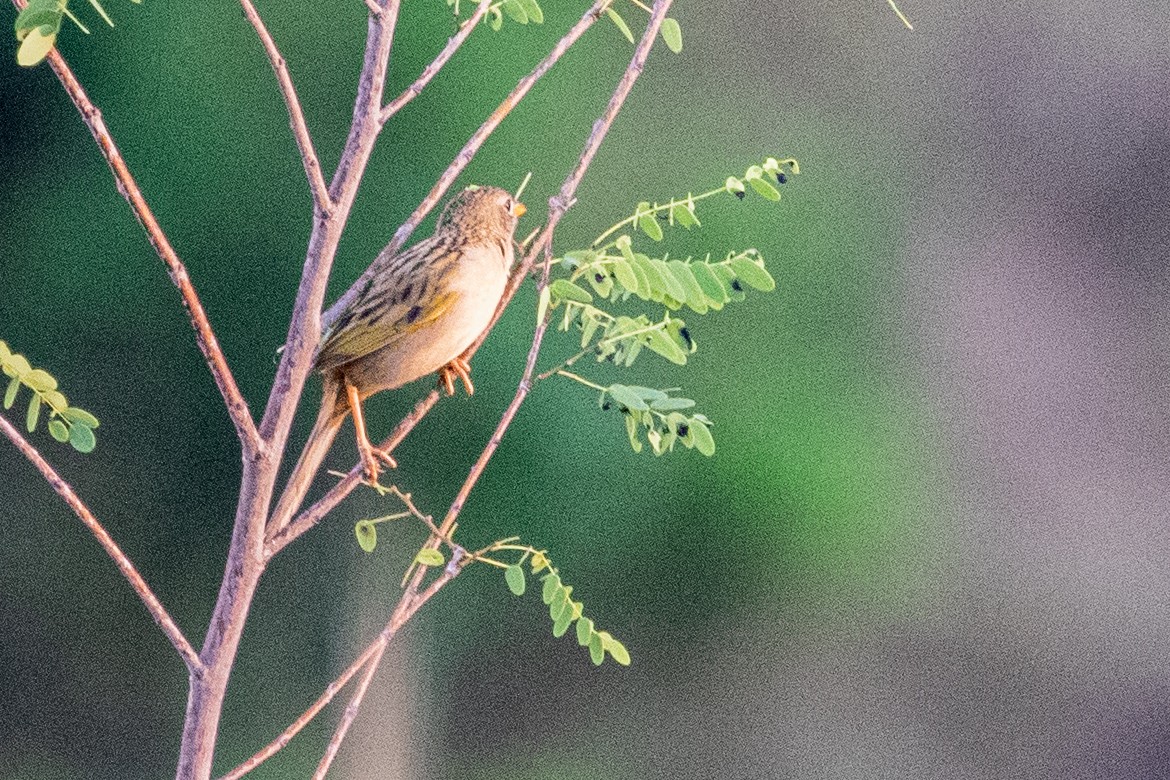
[31,40,262,455]
[216,639,384,780]
[0,415,202,674]
[239,0,334,215]
[313,559,460,780]
[378,0,492,125]
[223,551,459,779]
[323,0,610,332]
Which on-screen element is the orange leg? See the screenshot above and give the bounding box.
[345,378,397,481]
[437,356,475,396]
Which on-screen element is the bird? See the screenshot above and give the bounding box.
[271,185,526,527]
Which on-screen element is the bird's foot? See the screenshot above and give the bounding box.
[438,357,474,396]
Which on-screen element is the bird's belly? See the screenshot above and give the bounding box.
[344,261,507,395]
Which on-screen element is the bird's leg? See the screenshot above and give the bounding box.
[437,357,474,396]
[344,378,397,481]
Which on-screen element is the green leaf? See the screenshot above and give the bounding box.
[670,201,698,228]
[24,370,56,393]
[650,396,695,412]
[629,253,667,302]
[0,341,9,361]
[690,418,715,456]
[3,377,19,410]
[488,6,503,30]
[61,407,100,428]
[69,422,96,453]
[501,0,528,23]
[48,418,69,442]
[14,0,62,40]
[415,548,445,567]
[552,603,574,637]
[688,262,726,309]
[576,616,594,646]
[652,259,688,305]
[585,268,614,298]
[644,329,687,365]
[624,412,642,453]
[609,257,640,293]
[659,17,682,52]
[747,175,782,201]
[26,394,41,432]
[541,572,561,604]
[17,24,57,67]
[600,632,631,666]
[517,0,543,23]
[628,385,668,403]
[549,278,593,305]
[665,261,708,314]
[3,353,31,378]
[713,264,747,301]
[636,206,664,241]
[606,6,634,44]
[606,384,649,412]
[505,564,526,596]
[536,284,551,325]
[589,632,605,665]
[355,520,378,552]
[530,551,549,572]
[728,256,776,292]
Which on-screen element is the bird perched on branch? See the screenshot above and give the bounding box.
[272,185,526,526]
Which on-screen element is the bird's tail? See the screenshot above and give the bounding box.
[269,376,347,533]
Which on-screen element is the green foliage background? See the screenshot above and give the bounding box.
[3,1,1168,778]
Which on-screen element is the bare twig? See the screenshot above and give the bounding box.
[313,558,460,779]
[323,0,610,332]
[215,639,384,780]
[0,415,202,673]
[27,36,262,455]
[379,0,493,124]
[239,0,334,215]
[224,550,459,778]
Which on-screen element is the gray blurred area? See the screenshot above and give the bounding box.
[1,0,1169,778]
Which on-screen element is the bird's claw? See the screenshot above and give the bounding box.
[438,357,475,396]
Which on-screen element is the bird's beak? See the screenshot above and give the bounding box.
[512,202,527,218]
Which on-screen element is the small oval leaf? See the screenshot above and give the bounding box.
[24,369,57,392]
[728,256,777,291]
[505,564,526,596]
[48,418,69,442]
[660,18,682,53]
[61,407,100,428]
[26,394,41,432]
[576,616,595,646]
[355,520,378,552]
[415,548,445,567]
[605,7,635,43]
[549,278,593,305]
[69,422,96,453]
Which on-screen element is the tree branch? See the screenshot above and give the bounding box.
[0,415,202,673]
[28,36,262,455]
[239,0,334,215]
[378,0,492,125]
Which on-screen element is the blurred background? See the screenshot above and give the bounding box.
[2,0,1169,777]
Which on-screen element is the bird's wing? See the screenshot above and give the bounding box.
[314,242,460,373]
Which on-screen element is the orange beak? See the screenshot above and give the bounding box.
[513,201,527,218]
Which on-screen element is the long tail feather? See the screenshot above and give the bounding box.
[269,376,347,533]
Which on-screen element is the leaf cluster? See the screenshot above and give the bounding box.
[13,0,132,67]
[537,157,797,457]
[600,383,713,456]
[1,340,99,452]
[504,550,630,666]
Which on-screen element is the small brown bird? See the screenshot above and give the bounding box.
[272,186,525,526]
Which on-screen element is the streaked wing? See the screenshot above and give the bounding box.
[315,239,460,373]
